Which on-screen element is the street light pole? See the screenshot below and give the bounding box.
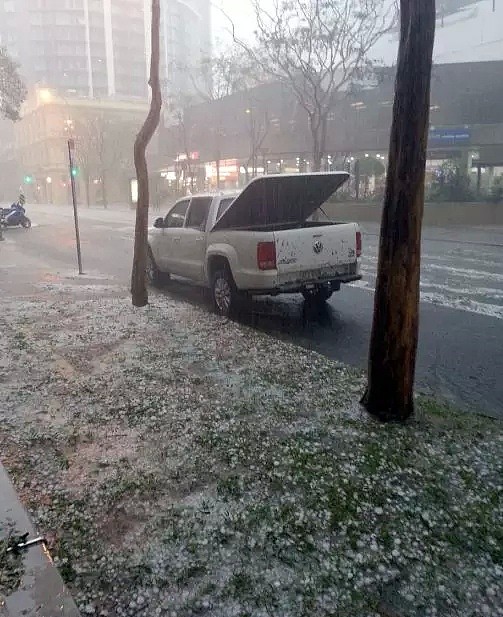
[68,139,83,275]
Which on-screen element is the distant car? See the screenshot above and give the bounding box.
[148,172,362,316]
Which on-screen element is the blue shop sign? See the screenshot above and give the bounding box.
[429,127,471,146]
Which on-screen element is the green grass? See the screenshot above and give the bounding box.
[12,331,28,350]
[2,294,502,616]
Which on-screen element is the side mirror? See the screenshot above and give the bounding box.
[153,217,164,229]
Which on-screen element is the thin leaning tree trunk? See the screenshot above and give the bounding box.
[131,0,162,307]
[362,0,436,421]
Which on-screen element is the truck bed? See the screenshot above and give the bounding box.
[228,220,344,232]
[208,219,360,294]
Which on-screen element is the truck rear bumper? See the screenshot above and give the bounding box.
[245,274,362,296]
[234,261,361,294]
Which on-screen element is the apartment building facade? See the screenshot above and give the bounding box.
[0,0,211,100]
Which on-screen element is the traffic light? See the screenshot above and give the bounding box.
[24,175,33,184]
[71,167,79,178]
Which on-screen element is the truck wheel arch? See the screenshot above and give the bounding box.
[206,246,239,282]
[207,254,232,281]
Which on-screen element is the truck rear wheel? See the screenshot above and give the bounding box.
[302,284,334,303]
[212,267,237,317]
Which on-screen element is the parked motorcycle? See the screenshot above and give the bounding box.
[0,203,31,229]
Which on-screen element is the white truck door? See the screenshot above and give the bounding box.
[175,196,213,281]
[149,224,165,269]
[159,198,190,272]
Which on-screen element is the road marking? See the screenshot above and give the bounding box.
[420,293,503,320]
[360,252,503,268]
[427,264,503,283]
[349,278,503,320]
[420,281,503,301]
[363,231,503,248]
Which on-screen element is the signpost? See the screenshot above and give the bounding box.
[67,139,83,275]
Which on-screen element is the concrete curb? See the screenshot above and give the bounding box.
[324,201,503,227]
[0,464,80,617]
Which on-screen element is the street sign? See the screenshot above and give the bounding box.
[429,127,471,146]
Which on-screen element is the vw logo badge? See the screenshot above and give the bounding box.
[313,240,324,254]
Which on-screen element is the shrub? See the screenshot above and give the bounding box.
[428,159,474,202]
[488,176,503,204]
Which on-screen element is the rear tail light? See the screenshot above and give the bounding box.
[356,230,362,258]
[257,241,277,270]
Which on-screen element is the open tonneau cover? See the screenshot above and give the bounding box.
[212,172,349,231]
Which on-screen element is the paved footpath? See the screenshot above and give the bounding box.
[0,465,80,616]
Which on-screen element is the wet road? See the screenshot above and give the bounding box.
[1,205,502,417]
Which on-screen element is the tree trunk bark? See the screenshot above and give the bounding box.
[101,170,108,209]
[312,152,322,173]
[311,142,322,221]
[310,114,326,173]
[311,132,322,173]
[84,174,91,208]
[130,0,162,308]
[355,159,361,200]
[311,130,322,220]
[188,162,194,192]
[362,0,436,422]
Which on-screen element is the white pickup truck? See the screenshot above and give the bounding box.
[148,172,362,316]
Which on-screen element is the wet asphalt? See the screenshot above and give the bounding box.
[1,206,502,418]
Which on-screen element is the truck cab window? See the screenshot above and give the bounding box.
[186,197,213,230]
[165,199,190,228]
[216,197,235,220]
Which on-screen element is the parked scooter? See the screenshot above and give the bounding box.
[0,195,31,229]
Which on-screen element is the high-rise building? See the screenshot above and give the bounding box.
[160,0,212,100]
[0,0,211,100]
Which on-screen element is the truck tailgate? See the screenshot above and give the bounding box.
[275,223,359,281]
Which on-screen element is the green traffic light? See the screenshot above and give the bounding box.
[71,167,78,177]
[24,175,33,184]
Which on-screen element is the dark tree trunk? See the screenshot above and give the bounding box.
[310,114,327,173]
[188,161,194,192]
[84,174,91,207]
[355,159,361,200]
[362,0,436,421]
[312,143,322,219]
[310,115,327,221]
[311,130,322,173]
[101,169,108,209]
[131,0,162,308]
